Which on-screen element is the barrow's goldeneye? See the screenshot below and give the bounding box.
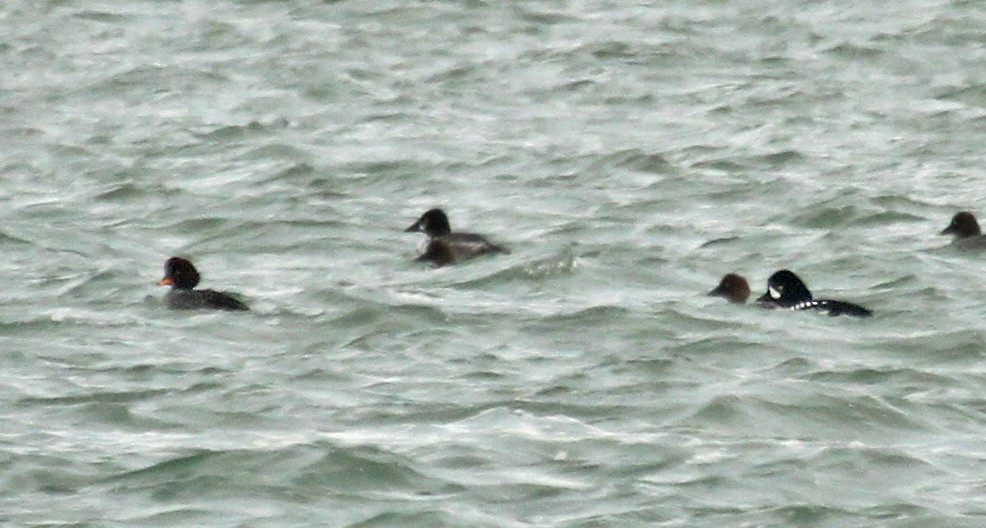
[941,211,986,247]
[708,273,751,304]
[158,257,249,311]
[756,269,871,317]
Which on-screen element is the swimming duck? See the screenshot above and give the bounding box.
[405,208,507,263]
[941,211,986,247]
[756,269,871,317]
[708,273,751,304]
[157,257,249,311]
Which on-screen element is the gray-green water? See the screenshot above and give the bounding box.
[3,1,986,526]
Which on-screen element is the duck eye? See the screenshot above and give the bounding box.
[769,285,782,300]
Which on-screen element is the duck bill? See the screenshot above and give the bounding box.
[755,292,773,303]
[940,226,955,235]
[405,220,422,233]
[707,285,726,297]
[157,277,173,286]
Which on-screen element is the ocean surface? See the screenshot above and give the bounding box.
[2,0,986,526]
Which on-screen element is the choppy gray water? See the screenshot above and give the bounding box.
[3,0,986,526]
